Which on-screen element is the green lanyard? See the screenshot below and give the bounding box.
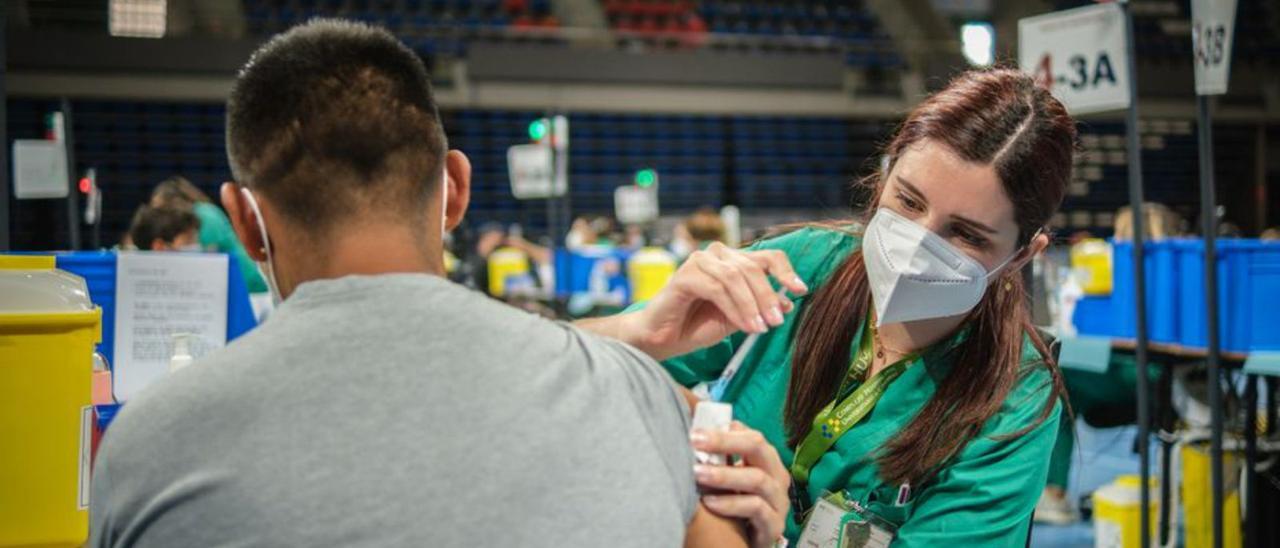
[790,322,915,486]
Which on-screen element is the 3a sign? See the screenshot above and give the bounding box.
[1191,0,1237,96]
[1018,3,1131,115]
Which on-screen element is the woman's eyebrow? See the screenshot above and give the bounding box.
[895,177,929,205]
[951,215,999,235]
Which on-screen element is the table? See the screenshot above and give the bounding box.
[1057,336,1278,547]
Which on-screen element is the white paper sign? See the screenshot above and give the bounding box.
[1019,3,1131,115]
[1191,0,1237,96]
[507,143,566,199]
[614,185,659,225]
[113,252,229,401]
[12,139,69,199]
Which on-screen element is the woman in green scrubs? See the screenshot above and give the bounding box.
[581,69,1077,547]
[151,176,269,294]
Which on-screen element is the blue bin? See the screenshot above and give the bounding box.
[53,251,258,367]
[553,247,632,301]
[1082,241,1180,343]
[1072,294,1119,337]
[1176,240,1280,352]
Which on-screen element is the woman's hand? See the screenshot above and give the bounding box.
[692,421,792,548]
[627,242,808,360]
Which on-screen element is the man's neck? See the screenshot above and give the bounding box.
[277,223,444,295]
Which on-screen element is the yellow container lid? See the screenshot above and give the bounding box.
[0,254,98,324]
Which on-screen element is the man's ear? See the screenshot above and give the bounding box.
[220,182,267,262]
[443,150,472,232]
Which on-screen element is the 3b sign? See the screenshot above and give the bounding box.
[1191,0,1236,95]
[1019,3,1131,115]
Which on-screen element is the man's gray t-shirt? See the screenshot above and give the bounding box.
[90,274,697,547]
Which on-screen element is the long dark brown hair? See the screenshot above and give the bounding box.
[784,68,1076,487]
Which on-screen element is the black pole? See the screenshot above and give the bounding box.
[1121,5,1153,548]
[61,98,80,250]
[546,112,558,254]
[0,5,8,252]
[1196,93,1224,548]
[1267,377,1278,438]
[1243,374,1258,548]
[1158,364,1175,546]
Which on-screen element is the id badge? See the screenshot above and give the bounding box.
[796,495,846,548]
[837,512,896,548]
[796,491,898,548]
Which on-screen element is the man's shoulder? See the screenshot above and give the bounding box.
[102,337,262,449]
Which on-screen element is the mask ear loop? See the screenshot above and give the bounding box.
[999,228,1046,292]
[240,187,283,304]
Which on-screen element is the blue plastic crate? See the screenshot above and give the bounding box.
[1072,240,1178,342]
[1176,239,1280,352]
[1111,241,1180,343]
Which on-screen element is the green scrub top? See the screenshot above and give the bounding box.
[192,202,268,294]
[660,226,1062,546]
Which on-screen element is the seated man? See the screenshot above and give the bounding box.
[90,20,753,547]
[126,205,200,251]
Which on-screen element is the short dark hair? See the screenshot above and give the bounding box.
[129,205,200,248]
[226,19,447,232]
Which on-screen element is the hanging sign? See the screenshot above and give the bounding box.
[1019,3,1131,115]
[1191,0,1237,96]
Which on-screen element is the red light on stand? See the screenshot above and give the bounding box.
[78,177,92,193]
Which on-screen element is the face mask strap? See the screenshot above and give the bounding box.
[440,163,449,234]
[240,187,282,303]
[989,228,1044,282]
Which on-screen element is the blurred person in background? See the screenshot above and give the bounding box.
[670,208,726,260]
[686,207,727,247]
[126,205,200,252]
[457,221,507,294]
[1112,202,1184,241]
[624,224,648,250]
[151,176,268,294]
[591,215,620,247]
[565,216,597,249]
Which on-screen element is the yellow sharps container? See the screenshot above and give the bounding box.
[1070,238,1114,296]
[627,247,677,303]
[1092,474,1157,548]
[1182,443,1242,548]
[0,255,101,547]
[487,247,530,297]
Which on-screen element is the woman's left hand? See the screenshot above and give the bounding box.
[691,421,792,548]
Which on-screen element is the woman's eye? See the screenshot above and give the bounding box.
[955,228,988,248]
[898,193,923,212]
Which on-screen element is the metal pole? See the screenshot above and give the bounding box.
[1121,5,1153,547]
[545,111,559,269]
[1196,93,1224,548]
[61,98,80,250]
[1158,368,1176,547]
[1243,374,1258,548]
[0,5,8,252]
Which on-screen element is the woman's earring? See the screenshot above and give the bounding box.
[1003,279,1013,293]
